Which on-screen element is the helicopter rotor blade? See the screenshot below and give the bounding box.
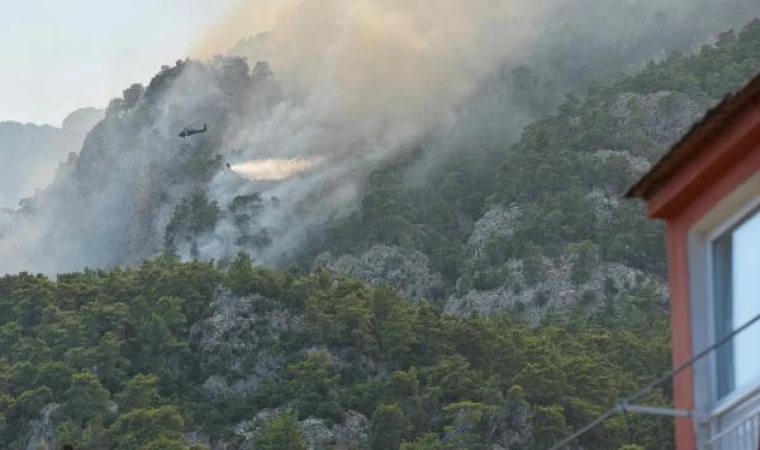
[183,119,201,129]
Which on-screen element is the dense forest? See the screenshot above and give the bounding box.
[1,15,759,450]
[0,255,669,449]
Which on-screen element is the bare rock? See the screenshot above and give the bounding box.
[466,205,521,259]
[234,408,369,450]
[300,411,370,450]
[584,188,620,225]
[185,430,212,448]
[190,288,302,397]
[446,251,667,325]
[609,90,707,149]
[16,403,60,450]
[314,244,445,304]
[300,417,337,449]
[335,411,371,448]
[591,149,651,174]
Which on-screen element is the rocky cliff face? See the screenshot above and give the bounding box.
[466,205,521,261]
[314,245,446,304]
[446,254,668,325]
[609,90,709,152]
[191,288,302,398]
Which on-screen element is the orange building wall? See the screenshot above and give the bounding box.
[647,103,760,450]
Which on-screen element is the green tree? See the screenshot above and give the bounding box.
[63,372,110,428]
[139,435,189,450]
[400,433,449,450]
[254,410,307,450]
[569,240,599,285]
[370,403,413,450]
[530,405,573,450]
[107,405,185,449]
[287,349,343,422]
[116,374,162,413]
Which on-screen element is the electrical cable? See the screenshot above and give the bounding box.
[547,310,760,450]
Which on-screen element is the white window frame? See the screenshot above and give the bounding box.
[688,171,760,446]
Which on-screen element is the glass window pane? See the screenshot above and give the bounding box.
[713,207,760,401]
[731,209,760,391]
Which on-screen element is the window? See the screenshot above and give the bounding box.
[712,206,760,401]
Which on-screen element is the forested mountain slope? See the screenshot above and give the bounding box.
[0,256,670,449]
[1,14,759,450]
[306,19,760,322]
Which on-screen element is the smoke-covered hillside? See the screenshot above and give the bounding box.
[0,108,103,209]
[302,20,760,321]
[1,0,759,278]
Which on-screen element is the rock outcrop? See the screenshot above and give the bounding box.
[609,90,708,149]
[235,408,370,450]
[314,244,445,304]
[446,252,668,325]
[466,205,521,260]
[13,403,60,450]
[190,288,302,397]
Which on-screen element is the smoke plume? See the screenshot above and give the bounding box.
[191,0,760,265]
[187,0,554,264]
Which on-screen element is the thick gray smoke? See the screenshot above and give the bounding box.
[0,0,758,275]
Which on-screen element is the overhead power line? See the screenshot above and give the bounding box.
[547,310,760,450]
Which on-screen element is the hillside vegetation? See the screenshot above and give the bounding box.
[306,19,760,319]
[1,16,759,450]
[0,255,669,450]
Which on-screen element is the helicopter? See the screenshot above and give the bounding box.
[178,120,208,138]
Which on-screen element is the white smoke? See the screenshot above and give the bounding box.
[230,156,325,181]
[193,0,760,265]
[192,0,553,263]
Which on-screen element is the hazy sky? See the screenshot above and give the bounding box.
[1,0,238,127]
